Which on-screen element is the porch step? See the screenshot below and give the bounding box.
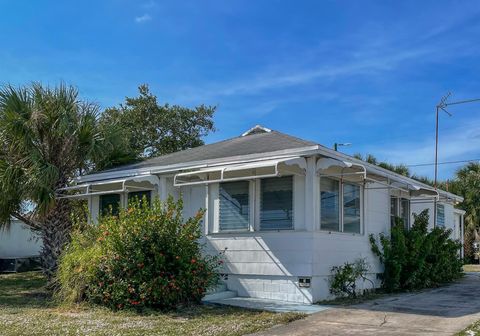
[202,290,237,302]
[206,282,228,295]
[204,296,330,314]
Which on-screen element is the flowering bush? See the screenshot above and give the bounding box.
[57,197,220,310]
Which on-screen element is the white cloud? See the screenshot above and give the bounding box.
[171,39,465,104]
[134,14,152,23]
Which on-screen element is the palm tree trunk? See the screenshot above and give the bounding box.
[40,198,72,282]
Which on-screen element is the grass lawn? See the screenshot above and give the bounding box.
[463,264,480,272]
[0,272,304,336]
[457,320,480,336]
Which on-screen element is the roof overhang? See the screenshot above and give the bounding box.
[173,157,307,187]
[77,145,320,183]
[71,137,463,203]
[57,174,160,199]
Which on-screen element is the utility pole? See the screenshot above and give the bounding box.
[433,94,480,227]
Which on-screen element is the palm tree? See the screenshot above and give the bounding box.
[448,162,480,261]
[450,163,480,229]
[0,83,132,280]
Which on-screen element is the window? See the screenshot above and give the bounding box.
[219,181,250,231]
[390,197,410,229]
[400,198,410,229]
[320,178,340,231]
[390,197,398,227]
[343,183,361,233]
[320,177,362,233]
[260,176,293,230]
[128,190,151,207]
[437,203,445,227]
[100,194,120,216]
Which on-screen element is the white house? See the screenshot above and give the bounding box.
[61,125,464,303]
[0,219,41,272]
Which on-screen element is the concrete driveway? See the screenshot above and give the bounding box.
[252,273,480,336]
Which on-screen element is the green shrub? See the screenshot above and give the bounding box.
[57,197,220,310]
[370,209,463,292]
[329,258,373,298]
[56,224,102,303]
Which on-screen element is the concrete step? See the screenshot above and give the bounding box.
[202,290,237,302]
[206,282,227,294]
[204,296,329,314]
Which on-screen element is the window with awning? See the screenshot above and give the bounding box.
[320,177,361,234]
[260,176,294,230]
[219,181,250,231]
[128,190,152,207]
[174,157,306,187]
[100,194,121,216]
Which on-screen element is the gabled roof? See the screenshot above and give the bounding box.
[80,125,462,202]
[102,127,316,173]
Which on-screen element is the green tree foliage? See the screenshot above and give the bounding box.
[353,153,437,186]
[57,197,220,310]
[0,83,130,279]
[448,162,480,261]
[449,163,480,230]
[353,153,410,176]
[370,210,463,291]
[100,84,216,160]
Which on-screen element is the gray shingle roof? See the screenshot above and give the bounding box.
[102,129,317,173]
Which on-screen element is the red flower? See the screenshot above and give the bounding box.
[191,259,196,264]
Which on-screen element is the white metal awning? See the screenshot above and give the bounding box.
[316,157,440,199]
[391,181,439,198]
[173,157,307,187]
[56,175,160,199]
[316,157,367,182]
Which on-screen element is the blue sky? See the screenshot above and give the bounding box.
[1,1,480,179]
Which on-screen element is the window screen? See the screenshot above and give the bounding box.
[128,190,151,207]
[437,203,445,227]
[343,183,361,233]
[390,197,398,227]
[100,194,121,216]
[260,176,293,230]
[320,178,340,232]
[219,181,250,231]
[400,198,410,229]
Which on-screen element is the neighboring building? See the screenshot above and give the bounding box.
[61,125,464,303]
[0,219,41,272]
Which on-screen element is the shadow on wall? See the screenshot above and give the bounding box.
[202,231,381,303]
